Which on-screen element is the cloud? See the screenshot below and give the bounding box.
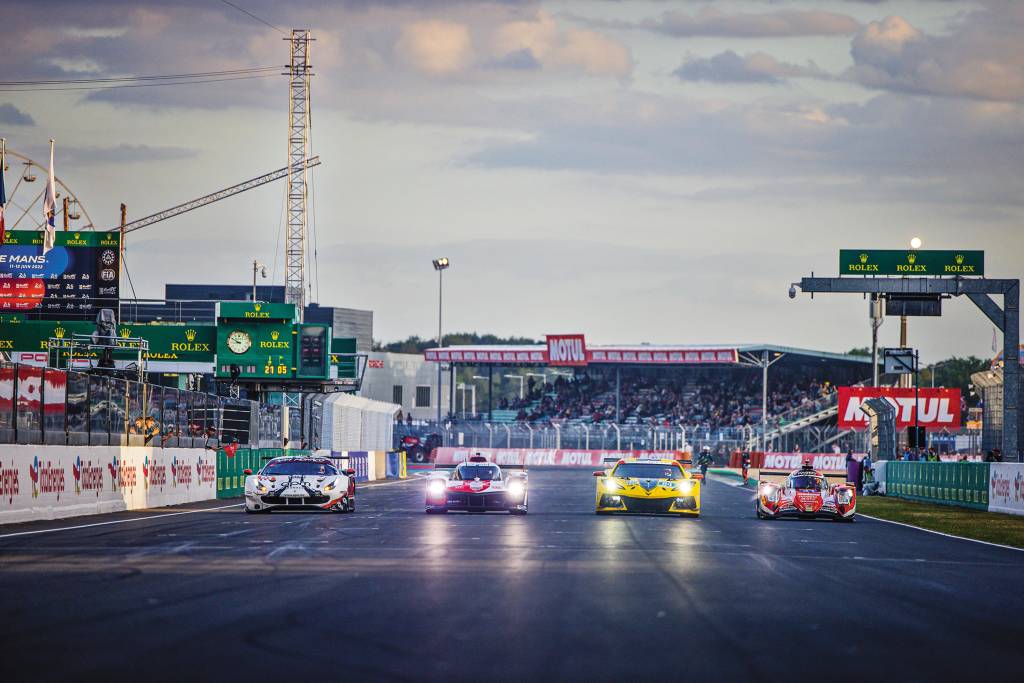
[0,103,35,126]
[674,51,828,84]
[61,144,198,164]
[643,7,861,38]
[486,48,541,71]
[846,6,1024,102]
[490,10,632,78]
[395,19,473,75]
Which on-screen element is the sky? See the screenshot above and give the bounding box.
[1,0,1022,365]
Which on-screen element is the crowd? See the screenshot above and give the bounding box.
[497,372,838,429]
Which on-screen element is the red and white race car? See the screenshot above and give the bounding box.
[425,456,528,514]
[755,464,856,522]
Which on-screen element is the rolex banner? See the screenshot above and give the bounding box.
[0,320,216,363]
[0,230,121,318]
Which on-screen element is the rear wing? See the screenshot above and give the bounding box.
[758,470,854,485]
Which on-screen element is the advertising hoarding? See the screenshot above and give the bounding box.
[837,386,962,431]
[839,249,984,276]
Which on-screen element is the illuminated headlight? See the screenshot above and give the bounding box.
[507,480,526,497]
[254,481,268,494]
[427,479,446,497]
[603,479,622,491]
[837,489,854,504]
[323,478,338,492]
[677,480,694,494]
[760,485,779,503]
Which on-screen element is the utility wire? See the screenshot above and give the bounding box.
[0,73,277,92]
[0,66,279,86]
[218,0,286,35]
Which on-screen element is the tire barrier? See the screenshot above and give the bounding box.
[885,461,990,510]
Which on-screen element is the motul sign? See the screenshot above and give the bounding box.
[838,386,962,431]
[546,334,588,367]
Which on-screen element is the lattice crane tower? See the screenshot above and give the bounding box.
[285,29,313,320]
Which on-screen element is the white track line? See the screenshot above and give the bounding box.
[0,477,421,540]
[857,513,1024,553]
[0,503,244,540]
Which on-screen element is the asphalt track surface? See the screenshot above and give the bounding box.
[3,470,1024,682]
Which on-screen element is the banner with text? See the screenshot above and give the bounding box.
[989,463,1024,516]
[433,448,676,468]
[0,445,217,524]
[838,386,962,431]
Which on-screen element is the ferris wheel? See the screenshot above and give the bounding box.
[1,147,96,232]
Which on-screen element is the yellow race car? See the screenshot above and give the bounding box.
[594,458,701,517]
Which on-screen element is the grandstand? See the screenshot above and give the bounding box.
[422,340,872,452]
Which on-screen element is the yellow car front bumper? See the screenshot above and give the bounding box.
[595,483,701,516]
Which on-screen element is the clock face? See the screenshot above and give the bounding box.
[226,330,252,354]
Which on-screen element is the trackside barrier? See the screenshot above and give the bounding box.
[988,463,1024,516]
[885,461,989,510]
[216,448,314,499]
[385,452,407,479]
[0,444,216,524]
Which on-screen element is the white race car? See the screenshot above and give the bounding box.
[424,456,528,514]
[244,456,356,513]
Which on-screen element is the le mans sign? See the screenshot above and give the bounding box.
[839,250,984,276]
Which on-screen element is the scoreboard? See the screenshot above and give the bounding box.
[0,230,120,319]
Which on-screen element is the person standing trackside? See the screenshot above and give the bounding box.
[696,447,713,483]
[741,451,751,486]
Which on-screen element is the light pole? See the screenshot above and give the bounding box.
[504,374,525,400]
[473,375,488,418]
[251,260,267,301]
[432,257,450,426]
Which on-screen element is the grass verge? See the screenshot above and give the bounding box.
[858,496,1024,549]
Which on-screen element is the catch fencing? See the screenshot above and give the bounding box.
[0,361,260,449]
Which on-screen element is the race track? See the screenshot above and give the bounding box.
[2,469,1023,681]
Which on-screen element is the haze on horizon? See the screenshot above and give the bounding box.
[1,0,1021,365]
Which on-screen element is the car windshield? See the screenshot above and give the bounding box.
[790,474,825,490]
[455,465,501,481]
[612,463,682,480]
[261,460,337,476]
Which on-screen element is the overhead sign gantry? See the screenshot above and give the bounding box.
[793,250,1019,460]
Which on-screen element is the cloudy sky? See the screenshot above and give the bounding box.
[2,0,1022,365]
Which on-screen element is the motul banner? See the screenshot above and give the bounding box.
[433,448,675,467]
[837,386,962,431]
[546,334,588,366]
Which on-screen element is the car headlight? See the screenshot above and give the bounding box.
[837,488,853,504]
[254,482,268,494]
[507,480,525,497]
[323,478,338,492]
[677,480,694,494]
[760,484,779,503]
[603,478,622,491]
[427,479,446,497]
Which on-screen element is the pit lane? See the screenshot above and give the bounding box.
[1,469,1022,681]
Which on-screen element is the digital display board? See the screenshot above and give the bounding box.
[0,230,121,319]
[215,322,295,379]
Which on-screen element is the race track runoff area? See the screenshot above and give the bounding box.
[2,469,1022,680]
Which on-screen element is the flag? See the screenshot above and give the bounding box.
[42,139,56,255]
[0,138,6,246]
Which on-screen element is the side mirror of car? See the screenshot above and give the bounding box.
[345,468,356,476]
[691,473,704,481]
[593,471,605,477]
[243,469,253,476]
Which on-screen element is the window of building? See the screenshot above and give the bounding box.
[415,386,431,408]
[393,385,403,405]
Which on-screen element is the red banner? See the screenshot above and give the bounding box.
[546,335,588,367]
[837,386,962,430]
[433,448,675,467]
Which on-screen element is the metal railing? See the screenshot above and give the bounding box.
[0,360,264,448]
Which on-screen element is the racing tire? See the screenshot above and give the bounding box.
[595,510,613,515]
[347,497,356,513]
[509,508,527,515]
[836,515,855,523]
[413,450,427,464]
[245,506,269,514]
[426,508,447,514]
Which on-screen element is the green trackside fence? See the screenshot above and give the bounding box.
[885,461,990,511]
[216,448,314,498]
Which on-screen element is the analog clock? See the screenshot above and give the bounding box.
[226,330,252,354]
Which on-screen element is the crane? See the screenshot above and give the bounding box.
[110,156,321,234]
